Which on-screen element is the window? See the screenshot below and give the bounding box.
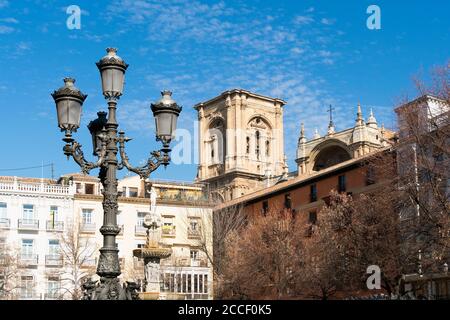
[190,220,198,231]
[366,166,376,185]
[22,204,34,220]
[48,240,59,256]
[190,250,198,261]
[21,239,34,256]
[0,202,7,219]
[20,276,34,299]
[284,194,292,209]
[246,137,250,154]
[75,183,83,194]
[182,274,187,293]
[137,212,147,226]
[47,277,60,299]
[187,274,192,293]
[310,184,317,202]
[266,140,270,156]
[338,175,346,193]
[255,131,260,158]
[49,206,59,222]
[309,211,317,225]
[262,201,269,215]
[82,209,93,224]
[204,274,208,294]
[129,187,138,197]
[194,274,198,293]
[85,184,94,195]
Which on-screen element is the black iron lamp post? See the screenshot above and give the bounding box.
[51,48,182,300]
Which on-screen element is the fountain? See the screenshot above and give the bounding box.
[133,186,172,300]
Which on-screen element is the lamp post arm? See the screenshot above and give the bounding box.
[64,136,107,175]
[118,131,170,180]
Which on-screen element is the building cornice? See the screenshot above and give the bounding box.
[194,88,286,110]
[74,194,213,208]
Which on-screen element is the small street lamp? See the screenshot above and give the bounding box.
[51,48,182,300]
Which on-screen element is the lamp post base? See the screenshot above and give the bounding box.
[82,277,140,300]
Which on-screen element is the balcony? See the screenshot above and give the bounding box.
[45,255,63,267]
[18,254,39,266]
[135,225,147,236]
[162,225,176,237]
[187,228,202,238]
[20,292,38,300]
[44,292,61,300]
[0,178,74,195]
[18,219,39,231]
[191,259,209,267]
[46,220,64,232]
[0,218,10,229]
[79,223,96,233]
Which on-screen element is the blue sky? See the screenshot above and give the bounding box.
[0,0,448,181]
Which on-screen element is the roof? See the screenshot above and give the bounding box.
[214,147,391,211]
[394,94,448,113]
[194,88,286,110]
[60,173,100,182]
[0,176,57,184]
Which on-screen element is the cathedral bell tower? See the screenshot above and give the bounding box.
[194,89,286,202]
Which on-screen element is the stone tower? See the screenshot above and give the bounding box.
[194,89,286,202]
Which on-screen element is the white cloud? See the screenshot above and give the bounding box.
[293,15,314,25]
[104,0,346,168]
[321,18,335,25]
[0,25,14,34]
[0,18,18,24]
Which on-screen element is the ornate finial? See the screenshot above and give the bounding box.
[327,104,334,126]
[106,47,118,55]
[327,105,335,135]
[300,122,305,137]
[367,107,378,127]
[313,128,321,139]
[63,77,75,85]
[355,102,364,126]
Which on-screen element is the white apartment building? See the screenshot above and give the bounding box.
[0,176,75,300]
[0,174,213,300]
[70,174,213,300]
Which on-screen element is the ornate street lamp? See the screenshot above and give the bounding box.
[51,48,182,300]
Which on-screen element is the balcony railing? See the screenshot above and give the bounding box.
[0,218,10,229]
[162,225,176,236]
[44,292,61,300]
[191,259,208,267]
[20,292,38,300]
[187,228,201,238]
[46,220,64,232]
[45,255,63,267]
[0,179,73,195]
[18,254,38,266]
[18,219,39,230]
[79,223,96,233]
[135,225,147,236]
